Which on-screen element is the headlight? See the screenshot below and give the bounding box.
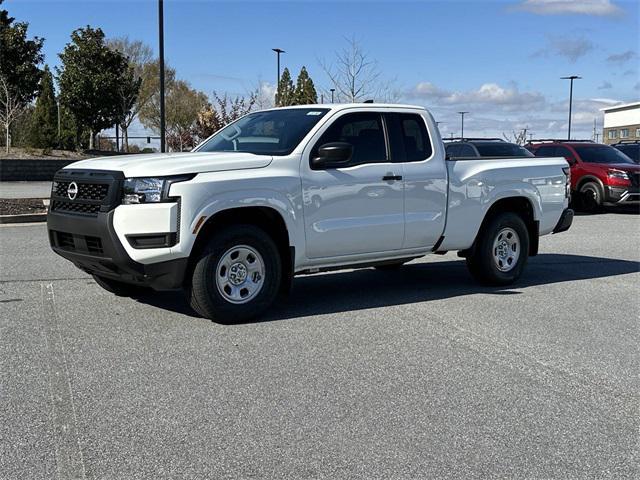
[122,175,195,205]
[607,169,629,180]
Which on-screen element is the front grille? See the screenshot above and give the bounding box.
[52,231,105,257]
[50,169,123,217]
[53,181,110,201]
[52,200,100,215]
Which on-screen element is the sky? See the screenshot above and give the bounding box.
[6,0,640,141]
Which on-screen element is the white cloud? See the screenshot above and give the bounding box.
[406,81,627,139]
[410,82,545,111]
[515,0,623,16]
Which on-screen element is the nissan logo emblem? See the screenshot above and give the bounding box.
[67,181,78,200]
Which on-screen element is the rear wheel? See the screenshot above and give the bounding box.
[466,212,529,285]
[92,275,151,297]
[579,181,603,212]
[186,225,282,323]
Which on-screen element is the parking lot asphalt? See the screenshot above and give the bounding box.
[1,211,639,479]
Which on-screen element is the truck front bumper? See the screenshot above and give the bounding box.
[47,209,188,290]
[552,208,574,234]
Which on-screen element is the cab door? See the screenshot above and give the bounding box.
[300,111,405,259]
[385,112,447,250]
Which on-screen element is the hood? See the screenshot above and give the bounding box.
[63,151,273,177]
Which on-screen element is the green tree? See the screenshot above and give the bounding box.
[28,65,58,148]
[276,68,295,107]
[57,104,81,150]
[294,66,318,105]
[0,0,44,153]
[57,26,131,149]
[139,75,206,152]
[107,37,154,151]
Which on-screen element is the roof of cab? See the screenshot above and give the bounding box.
[262,103,426,112]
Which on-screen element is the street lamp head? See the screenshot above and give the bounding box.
[272,48,285,54]
[561,75,581,80]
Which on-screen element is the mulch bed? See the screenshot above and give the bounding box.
[0,198,47,216]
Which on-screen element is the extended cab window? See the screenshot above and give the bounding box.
[198,108,328,156]
[314,112,387,166]
[399,114,432,161]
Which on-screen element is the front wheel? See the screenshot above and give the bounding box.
[466,212,530,285]
[186,225,282,323]
[579,182,603,212]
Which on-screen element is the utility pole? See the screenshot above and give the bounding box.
[320,93,324,104]
[272,48,285,106]
[158,0,166,152]
[561,75,581,140]
[57,99,61,147]
[458,111,468,139]
[330,88,335,103]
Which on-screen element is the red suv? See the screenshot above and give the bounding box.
[527,140,639,211]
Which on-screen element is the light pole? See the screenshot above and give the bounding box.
[561,75,581,140]
[158,0,166,152]
[458,111,468,139]
[330,88,335,103]
[272,48,285,106]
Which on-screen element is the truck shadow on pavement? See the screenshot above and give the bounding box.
[135,253,639,324]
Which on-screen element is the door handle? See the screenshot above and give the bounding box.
[382,175,403,181]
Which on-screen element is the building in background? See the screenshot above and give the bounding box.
[601,102,640,145]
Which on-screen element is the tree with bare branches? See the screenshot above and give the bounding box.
[320,37,398,103]
[194,91,256,142]
[107,37,154,152]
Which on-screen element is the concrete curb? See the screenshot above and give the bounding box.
[0,213,47,224]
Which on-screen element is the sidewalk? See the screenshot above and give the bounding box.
[0,181,52,199]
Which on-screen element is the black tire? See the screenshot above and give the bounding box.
[186,225,282,323]
[466,212,530,286]
[92,275,151,297]
[579,181,603,212]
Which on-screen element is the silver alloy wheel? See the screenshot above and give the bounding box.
[215,245,265,304]
[492,227,520,272]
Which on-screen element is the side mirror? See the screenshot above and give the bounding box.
[311,142,353,169]
[565,156,577,165]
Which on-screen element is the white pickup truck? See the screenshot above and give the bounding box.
[47,103,573,321]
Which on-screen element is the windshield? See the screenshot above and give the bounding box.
[474,143,534,157]
[574,145,635,164]
[196,108,329,156]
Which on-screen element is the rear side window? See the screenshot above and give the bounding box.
[446,144,461,159]
[386,113,432,162]
[445,143,476,159]
[314,112,387,166]
[459,145,476,157]
[474,143,533,157]
[532,146,556,157]
[399,114,432,161]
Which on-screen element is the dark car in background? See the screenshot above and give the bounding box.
[612,141,640,163]
[445,138,534,159]
[527,140,639,211]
